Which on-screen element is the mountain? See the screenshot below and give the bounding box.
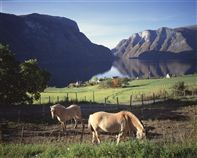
[112,25,197,60]
[0,13,114,87]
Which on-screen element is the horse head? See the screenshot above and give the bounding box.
[125,111,146,140]
[136,129,146,139]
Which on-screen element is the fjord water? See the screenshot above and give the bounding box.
[96,59,197,78]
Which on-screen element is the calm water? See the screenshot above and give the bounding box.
[96,59,197,78]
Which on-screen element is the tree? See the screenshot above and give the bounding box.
[20,59,50,102]
[0,44,50,104]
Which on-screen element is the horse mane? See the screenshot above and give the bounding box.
[51,104,65,109]
[123,111,144,131]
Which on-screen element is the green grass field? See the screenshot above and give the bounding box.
[1,140,197,158]
[34,74,197,104]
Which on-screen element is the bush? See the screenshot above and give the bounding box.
[99,78,129,88]
[172,81,187,96]
[99,79,112,88]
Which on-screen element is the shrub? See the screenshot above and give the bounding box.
[111,78,122,88]
[99,78,129,88]
[99,79,112,88]
[172,81,187,96]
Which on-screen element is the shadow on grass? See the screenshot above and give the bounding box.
[0,99,196,124]
[0,100,197,124]
[0,98,196,143]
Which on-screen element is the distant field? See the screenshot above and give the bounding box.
[34,74,197,104]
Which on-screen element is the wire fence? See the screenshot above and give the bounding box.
[35,89,197,106]
[1,89,197,144]
[1,102,196,144]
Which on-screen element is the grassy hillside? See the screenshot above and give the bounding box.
[34,74,197,104]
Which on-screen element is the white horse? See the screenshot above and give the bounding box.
[88,111,146,144]
[50,104,84,131]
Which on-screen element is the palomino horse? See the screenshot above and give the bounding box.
[50,104,84,132]
[88,111,146,144]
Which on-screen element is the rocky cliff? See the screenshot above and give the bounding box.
[0,13,114,87]
[112,26,197,60]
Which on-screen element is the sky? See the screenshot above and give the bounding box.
[0,0,196,48]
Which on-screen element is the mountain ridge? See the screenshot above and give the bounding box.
[0,12,114,87]
[112,25,197,60]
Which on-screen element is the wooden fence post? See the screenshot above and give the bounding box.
[141,94,144,105]
[66,93,69,102]
[20,126,24,143]
[116,97,119,105]
[75,92,78,102]
[153,93,155,104]
[130,95,132,110]
[42,104,45,121]
[39,97,41,104]
[48,96,51,104]
[104,98,107,111]
[104,98,107,105]
[93,91,95,102]
[164,91,167,101]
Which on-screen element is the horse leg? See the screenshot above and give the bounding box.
[116,122,126,145]
[61,122,66,132]
[79,118,85,143]
[94,130,101,144]
[75,115,84,129]
[116,131,124,145]
[73,118,78,129]
[92,131,96,144]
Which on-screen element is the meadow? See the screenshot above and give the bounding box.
[34,74,197,104]
[1,140,197,158]
[1,101,197,158]
[1,74,197,158]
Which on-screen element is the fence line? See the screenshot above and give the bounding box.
[36,89,197,106]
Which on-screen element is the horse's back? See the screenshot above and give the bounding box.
[66,104,80,109]
[88,111,125,132]
[51,104,65,110]
[66,104,81,116]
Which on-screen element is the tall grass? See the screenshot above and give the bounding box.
[1,140,197,158]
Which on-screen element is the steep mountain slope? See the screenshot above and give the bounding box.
[0,13,114,87]
[112,26,197,60]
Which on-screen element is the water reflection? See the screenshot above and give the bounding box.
[97,58,197,78]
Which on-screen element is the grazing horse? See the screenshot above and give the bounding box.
[50,104,84,131]
[88,111,146,144]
